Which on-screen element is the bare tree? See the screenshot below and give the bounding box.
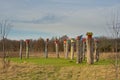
[0,19,12,68]
[107,10,120,80]
[112,17,120,80]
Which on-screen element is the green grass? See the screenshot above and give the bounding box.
[10,57,117,66]
[94,59,113,65]
[10,57,85,66]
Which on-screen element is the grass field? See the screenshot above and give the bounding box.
[10,57,113,66]
[0,52,120,80]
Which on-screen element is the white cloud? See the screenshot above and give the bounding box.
[0,0,120,39]
[11,6,119,38]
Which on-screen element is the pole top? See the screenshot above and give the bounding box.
[20,40,23,42]
[64,39,66,44]
[86,32,93,39]
[25,39,30,43]
[86,32,93,36]
[82,38,86,42]
[46,38,49,42]
[76,36,80,40]
[55,39,59,44]
[71,38,75,43]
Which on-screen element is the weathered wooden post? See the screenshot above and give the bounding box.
[63,39,66,58]
[82,38,86,61]
[76,36,81,63]
[65,39,69,59]
[26,39,30,59]
[94,38,99,62]
[70,38,75,60]
[76,35,83,63]
[55,39,59,58]
[19,40,23,59]
[86,32,94,64]
[45,38,49,58]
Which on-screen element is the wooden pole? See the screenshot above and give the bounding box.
[70,38,75,60]
[76,36,81,63]
[82,38,86,61]
[55,39,59,58]
[26,39,30,59]
[86,32,94,64]
[45,38,49,58]
[94,39,99,62]
[19,40,23,59]
[63,39,66,58]
[80,38,83,62]
[65,40,69,59]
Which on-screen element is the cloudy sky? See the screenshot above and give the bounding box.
[0,0,120,40]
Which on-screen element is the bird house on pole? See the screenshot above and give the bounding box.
[70,38,75,60]
[63,39,67,58]
[65,39,70,59]
[86,32,94,64]
[55,39,59,58]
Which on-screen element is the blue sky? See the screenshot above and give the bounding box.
[0,0,120,40]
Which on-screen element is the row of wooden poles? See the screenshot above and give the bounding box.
[19,32,99,64]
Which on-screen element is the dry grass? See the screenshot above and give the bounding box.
[100,52,120,59]
[0,62,119,80]
[0,52,120,80]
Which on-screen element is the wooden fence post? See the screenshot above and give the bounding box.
[76,36,81,63]
[26,39,30,59]
[63,39,67,58]
[55,39,59,58]
[70,38,75,60]
[82,38,86,61]
[86,32,94,64]
[76,35,83,63]
[19,40,23,59]
[45,38,49,58]
[94,38,99,62]
[65,39,69,59]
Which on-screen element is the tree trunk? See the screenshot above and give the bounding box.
[56,44,59,58]
[86,38,94,64]
[94,41,99,62]
[45,42,48,58]
[71,42,74,60]
[65,40,69,59]
[19,40,22,59]
[26,42,29,59]
[76,39,81,63]
[82,42,86,61]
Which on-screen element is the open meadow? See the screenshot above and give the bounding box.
[0,0,120,80]
[0,52,120,80]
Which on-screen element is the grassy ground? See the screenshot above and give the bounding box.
[0,52,120,80]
